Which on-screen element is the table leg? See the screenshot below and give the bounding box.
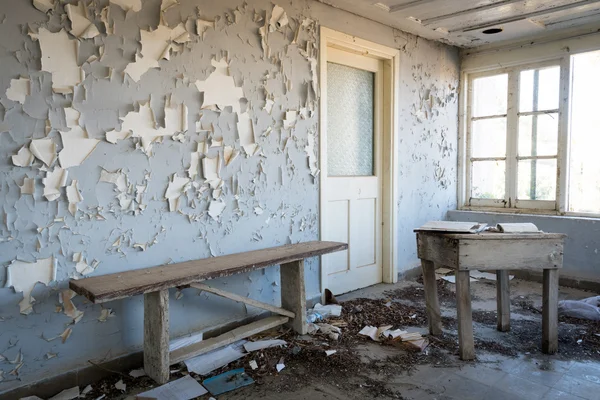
[281,259,307,335]
[456,270,475,360]
[496,270,511,332]
[542,268,559,354]
[421,259,442,336]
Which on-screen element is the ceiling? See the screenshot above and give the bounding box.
[318,0,600,48]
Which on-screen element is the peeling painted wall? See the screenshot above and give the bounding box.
[0,0,459,392]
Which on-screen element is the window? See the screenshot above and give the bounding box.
[569,50,600,214]
[464,50,600,216]
[467,63,561,209]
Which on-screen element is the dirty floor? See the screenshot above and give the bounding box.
[68,277,600,400]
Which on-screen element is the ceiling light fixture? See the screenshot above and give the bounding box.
[482,27,503,34]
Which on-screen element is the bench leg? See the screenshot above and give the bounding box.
[542,268,559,354]
[456,270,475,361]
[496,270,511,332]
[144,289,170,384]
[421,259,442,336]
[280,260,307,334]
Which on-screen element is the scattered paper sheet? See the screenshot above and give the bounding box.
[30,138,57,167]
[358,325,394,342]
[243,339,287,352]
[48,386,79,400]
[115,380,126,392]
[184,341,246,375]
[12,146,34,167]
[31,28,81,93]
[276,357,285,372]
[170,331,204,352]
[129,368,146,378]
[59,131,100,169]
[237,112,258,156]
[19,177,35,195]
[325,350,337,356]
[65,2,100,38]
[165,174,190,212]
[6,77,30,104]
[43,167,68,201]
[138,375,208,400]
[195,58,245,113]
[5,257,56,315]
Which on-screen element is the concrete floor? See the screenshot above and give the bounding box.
[96,277,600,400]
[221,278,600,400]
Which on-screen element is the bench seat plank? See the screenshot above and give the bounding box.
[70,241,347,303]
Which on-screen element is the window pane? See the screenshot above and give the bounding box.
[472,118,506,158]
[471,160,505,199]
[472,74,508,117]
[518,113,558,157]
[327,62,374,177]
[569,50,600,213]
[519,66,560,112]
[517,159,557,200]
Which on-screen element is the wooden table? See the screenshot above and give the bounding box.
[415,230,566,360]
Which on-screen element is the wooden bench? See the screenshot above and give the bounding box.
[70,241,347,384]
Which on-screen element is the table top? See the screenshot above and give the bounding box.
[414,230,567,240]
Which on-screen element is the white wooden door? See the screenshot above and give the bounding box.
[322,47,383,295]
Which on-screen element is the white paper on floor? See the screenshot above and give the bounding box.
[137,375,208,400]
[184,341,247,375]
[243,339,286,352]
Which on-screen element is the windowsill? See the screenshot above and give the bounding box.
[457,207,600,220]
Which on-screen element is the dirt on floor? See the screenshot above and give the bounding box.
[67,278,600,400]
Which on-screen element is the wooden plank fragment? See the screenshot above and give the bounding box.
[169,316,288,365]
[70,241,347,303]
[421,260,442,336]
[456,271,475,361]
[280,260,307,334]
[496,270,511,332]
[542,268,559,354]
[190,282,295,318]
[144,290,170,384]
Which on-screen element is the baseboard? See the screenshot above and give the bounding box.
[397,264,422,281]
[513,270,600,292]
[0,312,272,400]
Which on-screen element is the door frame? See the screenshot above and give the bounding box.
[319,27,400,297]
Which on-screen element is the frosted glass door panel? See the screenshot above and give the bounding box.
[327,62,375,177]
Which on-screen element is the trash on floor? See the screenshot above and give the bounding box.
[136,375,208,400]
[313,302,342,317]
[276,357,285,372]
[559,296,600,320]
[243,339,287,352]
[48,386,79,400]
[313,323,342,340]
[358,325,395,341]
[184,341,247,375]
[202,368,254,396]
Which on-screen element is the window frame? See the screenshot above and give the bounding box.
[463,58,571,213]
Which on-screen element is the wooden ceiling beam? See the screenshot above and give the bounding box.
[422,0,524,26]
[388,0,438,13]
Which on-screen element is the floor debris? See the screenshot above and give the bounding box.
[243,339,287,352]
[48,386,79,400]
[202,368,254,396]
[136,375,207,400]
[184,341,246,375]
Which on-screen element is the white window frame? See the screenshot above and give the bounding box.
[462,58,571,214]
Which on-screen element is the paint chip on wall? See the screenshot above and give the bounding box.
[12,146,34,167]
[66,179,83,215]
[5,257,56,315]
[6,77,30,104]
[165,174,190,212]
[42,167,68,201]
[109,0,142,12]
[32,28,82,93]
[59,132,100,169]
[30,138,57,167]
[19,177,35,195]
[65,2,100,39]
[195,58,245,113]
[237,112,258,156]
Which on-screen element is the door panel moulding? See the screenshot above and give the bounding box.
[318,27,400,300]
